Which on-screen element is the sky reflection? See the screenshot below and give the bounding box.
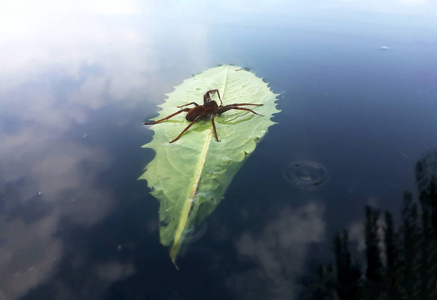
[1,0,437,299]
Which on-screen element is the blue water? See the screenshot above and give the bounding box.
[1,2,437,299]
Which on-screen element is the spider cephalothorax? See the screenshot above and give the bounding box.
[145,89,263,143]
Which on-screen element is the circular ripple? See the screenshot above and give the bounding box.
[283,160,330,189]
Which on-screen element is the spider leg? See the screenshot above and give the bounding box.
[225,103,263,107]
[211,115,219,142]
[144,108,190,125]
[205,89,223,105]
[169,115,203,143]
[218,106,264,116]
[177,102,199,108]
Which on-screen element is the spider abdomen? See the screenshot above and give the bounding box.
[186,106,207,121]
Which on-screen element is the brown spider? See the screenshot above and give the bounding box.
[145,89,263,143]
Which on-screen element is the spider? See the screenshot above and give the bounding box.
[145,89,263,143]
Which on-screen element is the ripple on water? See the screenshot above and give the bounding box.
[283,160,330,190]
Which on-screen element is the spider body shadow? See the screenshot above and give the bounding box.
[145,89,263,143]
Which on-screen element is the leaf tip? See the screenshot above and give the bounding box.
[172,259,180,270]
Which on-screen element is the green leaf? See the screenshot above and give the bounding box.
[139,65,279,266]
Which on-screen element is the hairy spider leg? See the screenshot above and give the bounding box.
[211,115,219,142]
[177,102,199,108]
[144,108,191,125]
[169,115,203,143]
[204,89,223,105]
[218,106,264,116]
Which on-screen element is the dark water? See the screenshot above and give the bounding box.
[1,2,437,299]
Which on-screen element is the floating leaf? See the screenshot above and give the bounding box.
[139,65,279,266]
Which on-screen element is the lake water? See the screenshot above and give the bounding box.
[1,1,437,299]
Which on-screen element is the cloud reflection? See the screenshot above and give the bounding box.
[230,203,325,300]
[0,213,61,300]
[0,129,117,300]
[0,6,159,299]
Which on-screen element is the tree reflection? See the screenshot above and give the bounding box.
[305,152,437,299]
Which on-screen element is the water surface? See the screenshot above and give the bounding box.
[1,1,437,299]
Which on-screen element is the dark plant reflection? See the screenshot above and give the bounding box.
[304,152,437,299]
